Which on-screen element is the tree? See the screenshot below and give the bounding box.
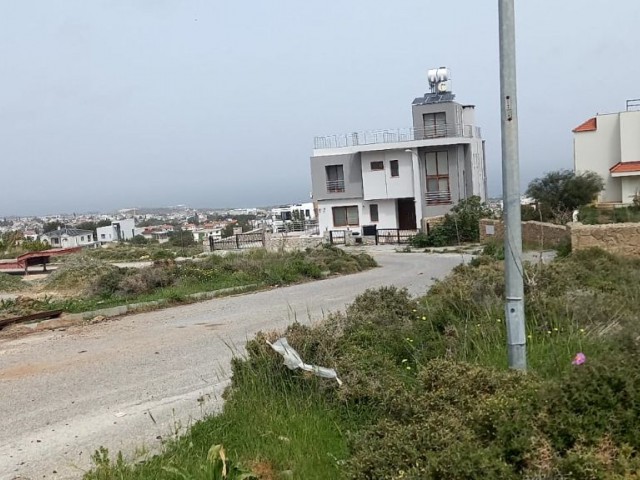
[526,170,604,223]
[22,239,49,252]
[43,221,65,233]
[412,196,493,247]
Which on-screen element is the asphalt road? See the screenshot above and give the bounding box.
[0,249,468,479]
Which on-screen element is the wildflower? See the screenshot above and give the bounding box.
[572,352,586,366]
[406,366,412,370]
[553,327,559,332]
[579,328,585,334]
[527,334,532,339]
[422,316,427,320]
[547,331,552,334]
[401,358,408,363]
[496,318,501,323]
[412,309,417,312]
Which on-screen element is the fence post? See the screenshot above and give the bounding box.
[375,232,379,245]
[397,229,401,244]
[329,231,333,245]
[236,235,240,249]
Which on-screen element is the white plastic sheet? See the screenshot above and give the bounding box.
[267,337,343,386]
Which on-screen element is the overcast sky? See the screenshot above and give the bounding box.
[1,1,638,216]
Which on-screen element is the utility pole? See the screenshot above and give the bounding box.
[499,0,526,370]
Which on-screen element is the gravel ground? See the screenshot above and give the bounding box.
[0,249,469,479]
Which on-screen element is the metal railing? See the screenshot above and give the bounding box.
[375,229,419,245]
[210,232,265,251]
[425,190,452,205]
[326,180,345,193]
[273,219,319,235]
[314,124,481,149]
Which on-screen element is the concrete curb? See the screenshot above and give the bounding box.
[19,284,261,332]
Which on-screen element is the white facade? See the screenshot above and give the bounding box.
[96,218,139,243]
[311,73,487,234]
[574,109,640,204]
[42,228,95,248]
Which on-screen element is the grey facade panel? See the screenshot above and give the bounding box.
[310,153,363,201]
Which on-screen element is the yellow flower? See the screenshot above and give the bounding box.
[422,316,427,320]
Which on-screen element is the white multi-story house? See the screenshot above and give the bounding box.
[96,218,139,243]
[310,68,487,234]
[42,228,95,248]
[573,101,640,204]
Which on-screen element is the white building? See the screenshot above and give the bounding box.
[42,228,95,248]
[310,68,487,234]
[270,202,317,233]
[96,218,139,243]
[573,103,640,204]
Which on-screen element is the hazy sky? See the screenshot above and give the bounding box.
[1,1,639,216]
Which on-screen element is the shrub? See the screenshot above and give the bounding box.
[0,272,24,292]
[421,196,493,247]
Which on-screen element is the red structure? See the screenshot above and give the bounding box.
[0,247,82,273]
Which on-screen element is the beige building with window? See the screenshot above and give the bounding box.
[309,68,487,234]
[573,104,640,204]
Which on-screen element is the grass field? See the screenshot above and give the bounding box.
[83,247,640,479]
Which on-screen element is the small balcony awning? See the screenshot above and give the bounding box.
[610,161,640,177]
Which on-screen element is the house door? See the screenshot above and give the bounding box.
[397,198,417,230]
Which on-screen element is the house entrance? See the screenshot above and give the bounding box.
[397,198,417,230]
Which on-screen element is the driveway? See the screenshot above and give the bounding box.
[0,250,468,479]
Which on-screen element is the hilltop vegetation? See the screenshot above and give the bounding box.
[86,248,640,479]
[0,247,376,319]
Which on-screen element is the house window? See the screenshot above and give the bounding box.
[425,151,451,205]
[370,204,379,222]
[390,160,399,177]
[101,233,106,239]
[325,165,345,193]
[370,161,384,171]
[305,209,310,218]
[423,112,447,138]
[332,206,359,227]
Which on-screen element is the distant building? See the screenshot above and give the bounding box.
[42,228,95,248]
[96,218,139,243]
[573,102,640,204]
[310,68,487,234]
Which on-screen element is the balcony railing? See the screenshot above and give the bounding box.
[326,180,345,193]
[426,190,452,205]
[314,124,481,150]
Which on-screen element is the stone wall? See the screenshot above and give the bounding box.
[421,215,445,233]
[570,222,640,256]
[479,219,570,249]
[264,233,324,252]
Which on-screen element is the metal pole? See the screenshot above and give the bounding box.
[499,0,526,370]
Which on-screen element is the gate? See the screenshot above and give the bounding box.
[210,232,265,251]
[375,229,417,245]
[329,230,346,245]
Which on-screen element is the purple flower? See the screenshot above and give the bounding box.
[572,352,586,366]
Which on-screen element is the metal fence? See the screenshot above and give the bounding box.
[314,124,482,150]
[329,230,346,245]
[375,229,418,245]
[210,232,265,251]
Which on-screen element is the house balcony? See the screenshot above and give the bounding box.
[314,124,481,151]
[425,190,452,205]
[326,180,345,193]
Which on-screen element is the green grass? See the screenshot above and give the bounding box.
[1,247,377,317]
[84,248,640,479]
[0,272,24,292]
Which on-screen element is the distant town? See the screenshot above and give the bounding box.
[0,202,318,250]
